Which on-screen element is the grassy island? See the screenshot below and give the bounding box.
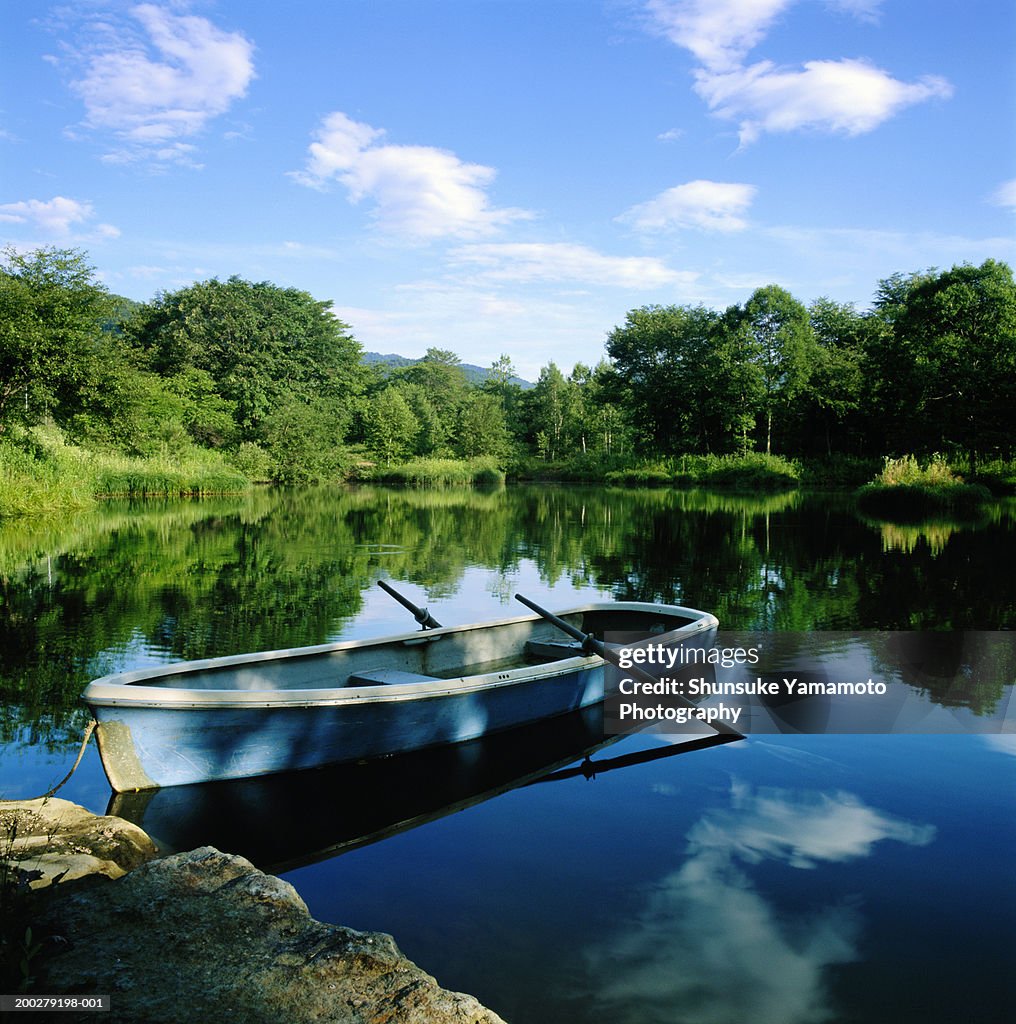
[855,455,992,519]
[604,453,801,491]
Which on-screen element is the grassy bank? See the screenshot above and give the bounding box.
[361,456,505,488]
[0,428,250,518]
[855,455,992,519]
[968,458,1016,496]
[603,453,802,491]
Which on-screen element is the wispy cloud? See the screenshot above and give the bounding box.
[618,179,757,232]
[289,111,532,240]
[0,196,119,239]
[64,3,255,165]
[990,179,1016,210]
[334,282,621,381]
[983,735,1016,757]
[448,242,695,288]
[644,0,950,145]
[825,0,885,23]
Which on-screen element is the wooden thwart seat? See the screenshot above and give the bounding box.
[524,639,588,661]
[347,669,440,686]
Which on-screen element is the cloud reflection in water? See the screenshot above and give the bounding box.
[585,780,936,1024]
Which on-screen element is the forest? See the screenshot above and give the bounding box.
[1,245,1014,506]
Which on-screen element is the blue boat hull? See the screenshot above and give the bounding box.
[84,601,719,790]
[92,664,604,789]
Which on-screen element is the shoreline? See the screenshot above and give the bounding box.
[1,798,505,1023]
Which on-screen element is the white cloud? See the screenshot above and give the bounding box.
[644,1,951,145]
[695,58,953,146]
[448,242,694,289]
[983,735,1016,757]
[0,196,119,239]
[619,179,757,232]
[68,3,255,164]
[334,283,618,381]
[691,781,936,869]
[588,854,859,1024]
[290,111,532,240]
[646,0,795,72]
[991,179,1016,210]
[584,782,934,1024]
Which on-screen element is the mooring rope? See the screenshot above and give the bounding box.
[22,718,99,801]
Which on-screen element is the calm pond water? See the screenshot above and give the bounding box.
[2,484,1015,1022]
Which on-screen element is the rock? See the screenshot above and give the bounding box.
[0,797,158,889]
[38,846,506,1024]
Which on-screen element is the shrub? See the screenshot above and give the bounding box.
[228,442,275,483]
[604,453,800,491]
[855,454,991,519]
[366,457,505,487]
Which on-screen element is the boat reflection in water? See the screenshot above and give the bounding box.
[109,703,738,873]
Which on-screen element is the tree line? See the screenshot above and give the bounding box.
[1,246,1013,482]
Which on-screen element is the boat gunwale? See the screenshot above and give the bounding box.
[82,602,719,711]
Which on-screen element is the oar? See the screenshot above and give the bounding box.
[531,731,741,784]
[378,579,443,629]
[514,593,743,739]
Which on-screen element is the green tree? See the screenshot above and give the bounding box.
[605,304,724,454]
[457,391,510,460]
[395,381,447,455]
[363,388,419,465]
[708,309,765,454]
[482,353,525,440]
[736,285,815,454]
[164,367,240,449]
[262,396,349,483]
[67,362,191,454]
[880,260,1016,465]
[0,247,113,433]
[125,276,364,442]
[392,348,469,451]
[804,297,867,455]
[584,360,633,458]
[526,362,576,460]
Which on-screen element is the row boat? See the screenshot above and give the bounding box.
[107,704,736,873]
[83,599,719,791]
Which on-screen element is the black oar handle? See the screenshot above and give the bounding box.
[378,580,443,629]
[514,593,601,653]
[514,593,743,739]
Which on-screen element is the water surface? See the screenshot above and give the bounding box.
[2,484,1013,1022]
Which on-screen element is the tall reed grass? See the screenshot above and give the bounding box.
[855,455,991,519]
[365,457,505,488]
[604,452,801,491]
[0,428,250,518]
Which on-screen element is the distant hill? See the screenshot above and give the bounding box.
[363,352,532,389]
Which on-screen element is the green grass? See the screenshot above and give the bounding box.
[798,455,881,487]
[604,453,801,491]
[0,427,251,518]
[364,456,506,488]
[968,458,1016,496]
[855,455,992,519]
[89,453,249,497]
[0,443,95,517]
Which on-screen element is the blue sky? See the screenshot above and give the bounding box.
[2,0,1013,378]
